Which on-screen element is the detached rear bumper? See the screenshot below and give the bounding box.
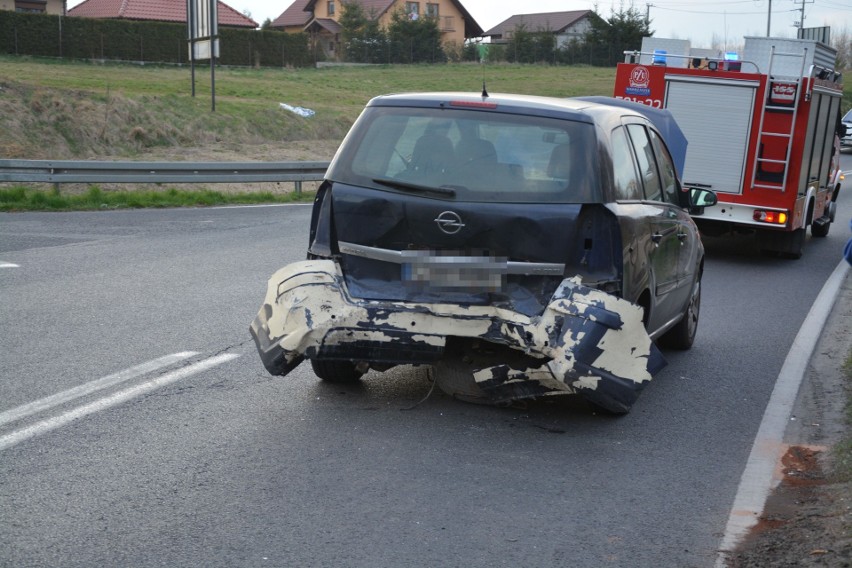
[250,260,665,412]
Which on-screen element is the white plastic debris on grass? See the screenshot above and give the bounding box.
[279,103,315,118]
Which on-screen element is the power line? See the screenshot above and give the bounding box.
[816,0,852,10]
[650,5,798,15]
[652,0,772,5]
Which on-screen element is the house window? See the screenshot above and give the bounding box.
[406,2,419,20]
[426,3,439,18]
[15,0,46,12]
[327,1,335,16]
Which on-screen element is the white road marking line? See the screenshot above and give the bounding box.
[716,260,850,565]
[0,352,199,428]
[0,262,19,268]
[0,353,239,452]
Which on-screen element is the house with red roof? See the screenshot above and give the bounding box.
[272,0,312,33]
[272,0,482,60]
[483,10,598,47]
[67,0,258,28]
[1,0,65,15]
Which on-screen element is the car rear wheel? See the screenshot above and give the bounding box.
[659,278,700,350]
[310,359,363,383]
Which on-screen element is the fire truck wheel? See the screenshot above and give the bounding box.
[811,219,831,238]
[659,278,701,350]
[758,228,804,259]
[781,228,806,259]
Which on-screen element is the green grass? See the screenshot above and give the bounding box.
[1,55,848,210]
[0,55,618,118]
[0,56,621,210]
[0,185,315,211]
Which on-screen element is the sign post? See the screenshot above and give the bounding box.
[187,0,219,111]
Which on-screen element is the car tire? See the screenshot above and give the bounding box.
[310,359,363,383]
[431,357,494,405]
[659,277,701,350]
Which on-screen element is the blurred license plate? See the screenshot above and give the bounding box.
[402,257,506,291]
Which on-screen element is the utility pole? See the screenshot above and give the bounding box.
[766,0,771,36]
[795,0,814,36]
[645,3,653,27]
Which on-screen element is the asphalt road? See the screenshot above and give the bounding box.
[1,155,851,568]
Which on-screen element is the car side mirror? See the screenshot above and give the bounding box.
[688,187,717,215]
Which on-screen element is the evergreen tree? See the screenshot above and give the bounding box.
[584,3,650,66]
[505,24,557,63]
[339,1,387,63]
[387,8,445,63]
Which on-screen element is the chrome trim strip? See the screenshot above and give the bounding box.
[338,241,565,276]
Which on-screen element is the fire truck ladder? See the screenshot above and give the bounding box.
[751,45,808,191]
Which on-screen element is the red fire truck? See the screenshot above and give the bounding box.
[614,36,844,258]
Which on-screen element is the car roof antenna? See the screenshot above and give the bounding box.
[481,81,489,98]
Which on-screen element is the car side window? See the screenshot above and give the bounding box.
[648,129,680,205]
[611,126,642,200]
[626,124,663,202]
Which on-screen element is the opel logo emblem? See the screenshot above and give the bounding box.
[434,211,465,235]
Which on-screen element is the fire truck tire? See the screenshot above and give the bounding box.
[758,228,804,259]
[782,228,806,259]
[811,218,831,238]
[659,278,701,350]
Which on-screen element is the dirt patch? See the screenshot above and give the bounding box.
[727,447,852,567]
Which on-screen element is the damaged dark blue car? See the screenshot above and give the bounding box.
[250,92,716,414]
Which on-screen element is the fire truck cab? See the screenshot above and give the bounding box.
[614,36,844,258]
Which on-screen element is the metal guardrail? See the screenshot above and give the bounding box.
[0,159,330,192]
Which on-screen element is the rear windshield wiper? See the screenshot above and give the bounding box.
[372,178,457,197]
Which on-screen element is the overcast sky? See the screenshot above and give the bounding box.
[67,0,850,49]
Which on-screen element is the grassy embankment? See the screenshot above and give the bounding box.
[0,56,616,211]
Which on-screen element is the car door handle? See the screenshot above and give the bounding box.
[651,232,663,244]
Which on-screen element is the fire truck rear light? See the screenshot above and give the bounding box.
[753,210,788,225]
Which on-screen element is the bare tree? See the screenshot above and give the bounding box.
[831,25,850,71]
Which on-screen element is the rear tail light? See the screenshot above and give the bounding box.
[449,100,498,109]
[753,210,788,225]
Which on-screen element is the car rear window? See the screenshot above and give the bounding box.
[326,106,601,203]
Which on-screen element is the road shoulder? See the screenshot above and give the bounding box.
[728,268,852,567]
